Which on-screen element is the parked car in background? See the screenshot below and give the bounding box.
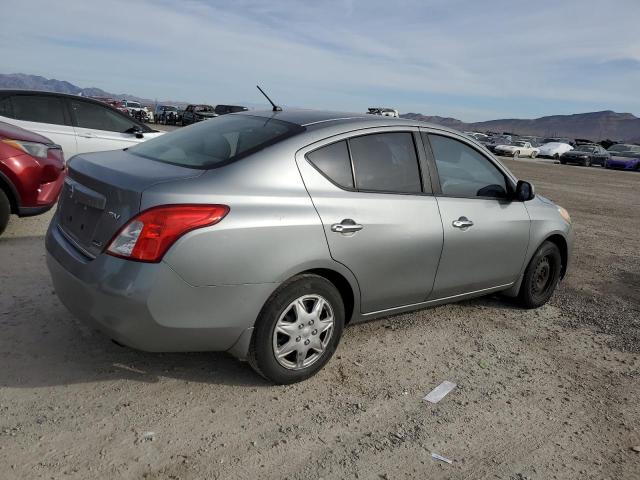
[0,90,163,158]
[465,132,490,142]
[0,121,65,235]
[495,140,539,158]
[181,104,217,126]
[367,107,399,117]
[559,144,609,167]
[607,143,640,155]
[215,104,249,116]
[46,110,572,384]
[605,146,640,170]
[120,100,145,122]
[537,142,573,159]
[542,137,574,147]
[154,105,180,125]
[480,135,512,153]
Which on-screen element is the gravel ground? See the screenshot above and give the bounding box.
[0,158,638,479]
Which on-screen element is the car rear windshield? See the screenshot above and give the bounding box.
[129,114,304,169]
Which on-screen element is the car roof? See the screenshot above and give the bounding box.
[235,109,465,135]
[0,89,128,107]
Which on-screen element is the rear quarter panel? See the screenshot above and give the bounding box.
[143,139,343,288]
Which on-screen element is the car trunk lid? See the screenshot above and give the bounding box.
[56,150,204,258]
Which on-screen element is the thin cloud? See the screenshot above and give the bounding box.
[1,0,638,121]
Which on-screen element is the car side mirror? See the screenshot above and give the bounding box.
[515,180,535,201]
[126,126,144,139]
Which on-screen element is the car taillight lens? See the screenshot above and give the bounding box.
[106,204,229,262]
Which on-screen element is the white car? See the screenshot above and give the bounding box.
[367,107,399,118]
[495,141,539,158]
[537,142,573,159]
[0,90,164,158]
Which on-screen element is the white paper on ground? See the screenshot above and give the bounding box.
[423,380,456,404]
[431,452,453,464]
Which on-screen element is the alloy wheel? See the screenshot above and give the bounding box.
[272,295,334,370]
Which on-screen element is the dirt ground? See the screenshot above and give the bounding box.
[0,158,638,479]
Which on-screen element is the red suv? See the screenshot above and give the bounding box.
[0,121,66,235]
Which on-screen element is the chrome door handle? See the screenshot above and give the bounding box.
[452,216,474,228]
[331,219,363,233]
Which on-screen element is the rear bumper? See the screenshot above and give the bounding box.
[46,222,278,355]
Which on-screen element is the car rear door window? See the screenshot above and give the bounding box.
[10,95,66,125]
[349,132,421,193]
[306,140,354,188]
[71,100,138,132]
[428,134,508,199]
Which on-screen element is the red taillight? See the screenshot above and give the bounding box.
[106,204,229,262]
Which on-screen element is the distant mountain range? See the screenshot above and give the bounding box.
[402,110,640,142]
[1,73,638,141]
[0,73,189,107]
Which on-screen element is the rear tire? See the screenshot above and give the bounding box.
[0,189,10,236]
[584,157,592,167]
[248,274,345,384]
[517,241,562,309]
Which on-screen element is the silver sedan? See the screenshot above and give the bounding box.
[46,110,573,384]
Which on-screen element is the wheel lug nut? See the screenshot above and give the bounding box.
[304,339,310,345]
[309,320,314,325]
[296,336,301,342]
[312,330,317,335]
[299,324,304,329]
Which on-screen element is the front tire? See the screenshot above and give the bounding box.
[517,241,562,309]
[584,157,592,167]
[531,151,538,158]
[513,150,520,158]
[248,274,345,384]
[0,189,10,236]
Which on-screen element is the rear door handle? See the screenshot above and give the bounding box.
[452,216,474,229]
[331,219,364,234]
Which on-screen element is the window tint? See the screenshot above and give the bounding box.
[0,96,11,117]
[10,95,66,125]
[307,141,353,188]
[71,100,137,132]
[130,114,303,169]
[349,133,421,193]
[428,134,508,198]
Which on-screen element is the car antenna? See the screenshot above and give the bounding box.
[256,85,282,112]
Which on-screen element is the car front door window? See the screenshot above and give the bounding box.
[427,134,509,199]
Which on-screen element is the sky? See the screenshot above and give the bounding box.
[2,0,640,122]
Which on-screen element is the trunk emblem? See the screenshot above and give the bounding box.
[107,211,121,221]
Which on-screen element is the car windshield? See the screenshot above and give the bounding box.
[195,105,214,112]
[513,141,527,146]
[542,142,562,148]
[574,146,595,152]
[129,114,304,169]
[608,144,630,152]
[162,106,177,111]
[128,102,141,108]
